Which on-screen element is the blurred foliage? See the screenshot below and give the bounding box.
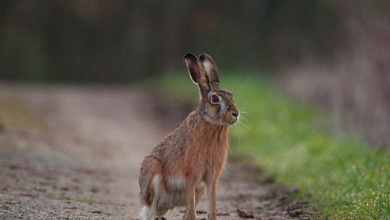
[1,0,388,148]
[280,0,390,149]
[0,0,343,82]
[154,73,390,219]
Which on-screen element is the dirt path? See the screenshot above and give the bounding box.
[0,84,317,219]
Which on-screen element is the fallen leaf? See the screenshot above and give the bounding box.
[237,209,254,218]
[217,212,230,216]
[59,186,69,191]
[90,187,99,193]
[196,210,207,214]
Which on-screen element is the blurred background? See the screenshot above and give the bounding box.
[0,0,389,149]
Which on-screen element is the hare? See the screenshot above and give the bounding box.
[139,53,239,220]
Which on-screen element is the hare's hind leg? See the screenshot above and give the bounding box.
[149,175,161,216]
[149,175,169,220]
[195,183,206,206]
[155,209,168,220]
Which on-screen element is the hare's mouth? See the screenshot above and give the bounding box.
[219,111,239,125]
[230,117,238,125]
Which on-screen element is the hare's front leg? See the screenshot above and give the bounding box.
[207,179,218,220]
[184,180,196,220]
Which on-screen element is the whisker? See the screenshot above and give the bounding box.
[237,120,257,133]
[239,111,248,115]
[231,124,242,149]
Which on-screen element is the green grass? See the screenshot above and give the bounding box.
[150,72,390,219]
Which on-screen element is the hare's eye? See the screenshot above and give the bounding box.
[211,95,219,104]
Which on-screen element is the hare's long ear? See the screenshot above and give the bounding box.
[200,53,220,90]
[184,53,209,99]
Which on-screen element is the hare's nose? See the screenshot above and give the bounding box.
[232,112,239,118]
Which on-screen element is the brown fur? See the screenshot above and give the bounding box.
[139,53,239,220]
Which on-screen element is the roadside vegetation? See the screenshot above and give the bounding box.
[150,73,390,220]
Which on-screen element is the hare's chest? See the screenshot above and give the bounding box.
[185,143,228,174]
[206,143,229,165]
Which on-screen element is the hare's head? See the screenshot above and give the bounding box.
[184,53,239,126]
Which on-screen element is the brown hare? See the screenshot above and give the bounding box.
[139,53,239,220]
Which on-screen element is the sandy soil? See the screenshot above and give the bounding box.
[0,84,317,219]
